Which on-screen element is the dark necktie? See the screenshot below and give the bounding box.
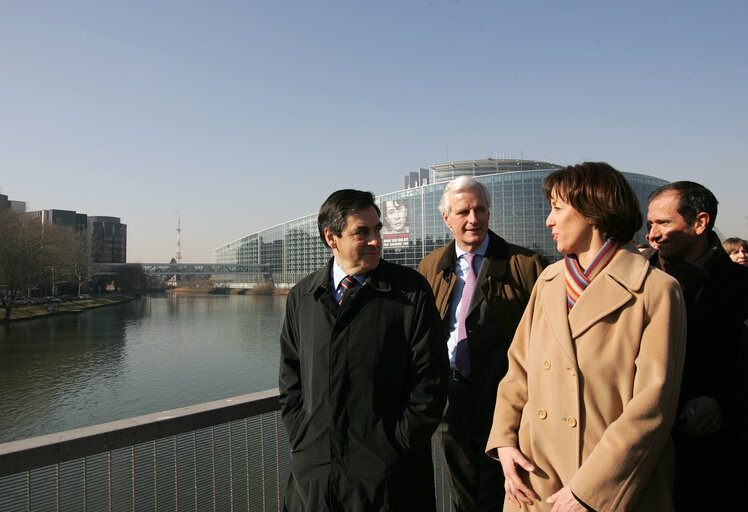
[338,275,358,305]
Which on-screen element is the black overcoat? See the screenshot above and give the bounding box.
[651,243,748,509]
[279,258,449,511]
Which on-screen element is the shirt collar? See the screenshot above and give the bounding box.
[331,259,366,289]
[455,234,489,260]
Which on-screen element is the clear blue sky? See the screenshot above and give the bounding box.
[2,1,746,262]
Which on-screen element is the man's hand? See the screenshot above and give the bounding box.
[678,396,722,435]
[497,446,538,508]
[546,486,586,512]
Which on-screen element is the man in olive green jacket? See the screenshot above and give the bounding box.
[417,176,547,512]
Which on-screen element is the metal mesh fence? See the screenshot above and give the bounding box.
[0,393,454,512]
[0,412,289,512]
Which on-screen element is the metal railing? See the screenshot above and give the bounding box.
[0,389,453,511]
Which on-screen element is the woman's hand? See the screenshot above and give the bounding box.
[546,486,586,512]
[545,486,587,512]
[497,446,538,508]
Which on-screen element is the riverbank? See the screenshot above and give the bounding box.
[173,288,291,296]
[5,295,134,323]
[174,285,291,295]
[224,287,291,296]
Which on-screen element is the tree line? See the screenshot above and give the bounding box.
[0,209,146,322]
[0,208,90,307]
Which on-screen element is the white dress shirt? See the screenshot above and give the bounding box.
[446,235,489,368]
[330,259,365,303]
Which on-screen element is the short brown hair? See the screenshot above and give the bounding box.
[542,162,642,243]
[723,237,748,254]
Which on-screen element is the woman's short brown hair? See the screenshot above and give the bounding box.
[723,237,748,254]
[542,162,642,243]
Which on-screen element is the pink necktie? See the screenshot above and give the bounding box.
[455,253,476,377]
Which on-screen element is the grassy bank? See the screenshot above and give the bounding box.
[5,295,133,322]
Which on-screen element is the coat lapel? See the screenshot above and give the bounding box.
[539,264,577,364]
[567,275,632,338]
[568,248,647,339]
[472,231,508,317]
[310,258,342,317]
[469,257,490,317]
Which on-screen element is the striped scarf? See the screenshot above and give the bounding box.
[565,238,622,310]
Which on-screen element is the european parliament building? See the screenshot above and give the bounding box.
[213,159,668,287]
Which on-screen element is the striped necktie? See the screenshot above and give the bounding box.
[455,253,476,377]
[338,275,358,305]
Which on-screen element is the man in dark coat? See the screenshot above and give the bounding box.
[279,189,449,512]
[417,177,547,512]
[646,181,748,509]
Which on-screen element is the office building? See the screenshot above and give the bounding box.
[88,216,127,264]
[17,203,127,263]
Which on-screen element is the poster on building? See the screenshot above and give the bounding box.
[382,199,409,248]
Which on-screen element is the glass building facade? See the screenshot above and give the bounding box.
[214,163,668,286]
[431,158,563,183]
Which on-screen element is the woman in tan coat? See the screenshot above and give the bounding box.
[486,163,687,512]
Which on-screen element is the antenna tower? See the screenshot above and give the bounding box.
[176,218,182,263]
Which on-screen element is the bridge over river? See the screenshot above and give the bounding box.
[93,262,273,284]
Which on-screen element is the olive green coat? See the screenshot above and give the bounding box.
[486,248,687,512]
[417,231,547,433]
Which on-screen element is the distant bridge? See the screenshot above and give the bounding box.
[93,263,273,281]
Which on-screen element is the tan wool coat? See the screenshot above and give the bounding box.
[486,248,687,512]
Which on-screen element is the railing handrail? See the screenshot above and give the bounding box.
[0,387,281,478]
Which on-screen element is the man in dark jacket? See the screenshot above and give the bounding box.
[646,181,748,509]
[417,177,547,512]
[279,189,449,511]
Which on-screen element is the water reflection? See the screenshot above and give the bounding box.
[0,294,285,443]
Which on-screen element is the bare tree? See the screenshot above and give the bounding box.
[40,223,74,296]
[69,234,90,297]
[0,211,46,322]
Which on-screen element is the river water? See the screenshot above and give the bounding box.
[0,294,287,444]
